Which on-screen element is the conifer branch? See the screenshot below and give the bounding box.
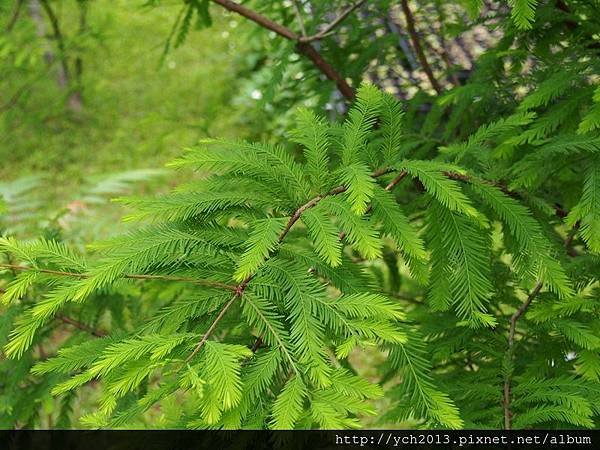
[185,291,242,362]
[188,166,398,360]
[564,221,580,257]
[503,281,543,430]
[0,263,236,291]
[5,0,24,32]
[39,0,71,83]
[400,0,442,94]
[299,0,367,43]
[385,170,409,191]
[55,314,106,337]
[208,0,355,100]
[210,0,298,40]
[502,217,581,429]
[338,170,408,241]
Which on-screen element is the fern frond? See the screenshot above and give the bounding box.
[554,320,600,351]
[33,336,116,375]
[330,368,384,400]
[77,224,232,301]
[442,112,535,162]
[427,201,495,327]
[576,350,600,382]
[578,87,600,134]
[169,140,310,202]
[120,190,276,223]
[202,342,252,410]
[241,294,299,373]
[266,261,332,387]
[88,333,193,377]
[1,270,40,305]
[470,181,572,297]
[4,283,80,358]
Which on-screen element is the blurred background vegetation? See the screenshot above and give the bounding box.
[2,0,262,217]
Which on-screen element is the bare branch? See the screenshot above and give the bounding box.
[400,0,442,94]
[39,0,71,85]
[208,0,355,100]
[299,0,367,42]
[210,0,298,40]
[55,314,106,337]
[384,170,408,191]
[6,0,25,32]
[503,281,543,430]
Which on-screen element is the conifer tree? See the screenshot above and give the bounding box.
[1,0,599,430]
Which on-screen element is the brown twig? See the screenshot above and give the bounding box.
[39,0,71,85]
[400,0,442,94]
[299,0,367,42]
[503,281,543,430]
[0,263,236,291]
[384,170,408,191]
[209,0,355,100]
[250,336,263,352]
[292,0,307,37]
[185,291,242,362]
[6,0,24,32]
[564,221,580,257]
[295,42,355,100]
[210,0,297,39]
[55,314,106,337]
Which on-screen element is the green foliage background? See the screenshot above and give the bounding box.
[1,0,599,430]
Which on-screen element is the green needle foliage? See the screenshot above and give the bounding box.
[1,0,600,431]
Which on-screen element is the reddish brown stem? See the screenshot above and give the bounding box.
[503,281,543,430]
[209,0,355,101]
[296,42,355,100]
[400,0,442,94]
[55,314,106,337]
[6,0,24,32]
[299,0,367,42]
